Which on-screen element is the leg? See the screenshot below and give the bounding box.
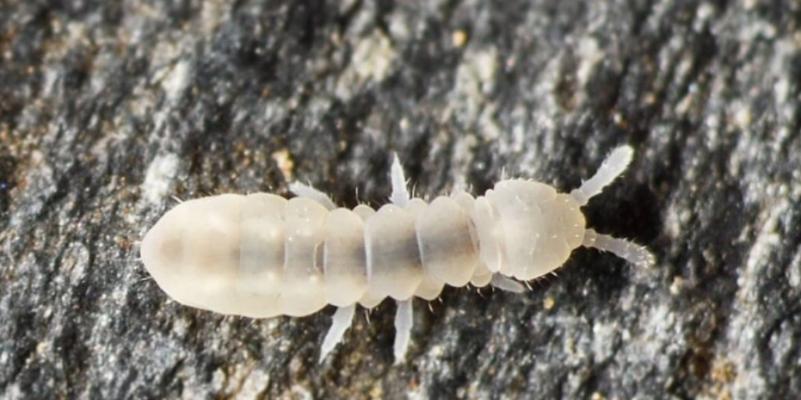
[582,228,655,267]
[289,181,336,210]
[319,304,356,363]
[393,299,413,364]
[570,145,633,206]
[389,152,411,207]
[490,274,525,293]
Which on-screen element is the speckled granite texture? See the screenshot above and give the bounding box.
[1,1,800,399]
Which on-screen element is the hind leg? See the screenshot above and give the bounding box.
[289,182,336,210]
[319,305,356,363]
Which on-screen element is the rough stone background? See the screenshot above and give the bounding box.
[1,0,800,399]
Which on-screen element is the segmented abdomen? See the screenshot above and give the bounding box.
[238,191,488,317]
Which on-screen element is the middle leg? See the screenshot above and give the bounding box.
[393,299,414,364]
[389,152,411,207]
[389,153,414,363]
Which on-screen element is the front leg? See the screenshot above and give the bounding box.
[490,274,526,293]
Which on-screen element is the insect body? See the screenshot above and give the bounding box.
[141,145,654,363]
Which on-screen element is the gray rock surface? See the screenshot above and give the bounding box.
[1,0,800,398]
